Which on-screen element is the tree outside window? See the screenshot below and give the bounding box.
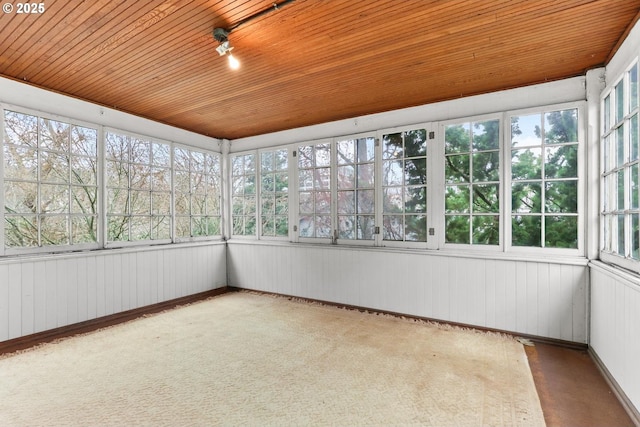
[4,111,98,249]
[511,109,579,248]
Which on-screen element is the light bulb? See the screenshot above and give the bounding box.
[228,53,240,70]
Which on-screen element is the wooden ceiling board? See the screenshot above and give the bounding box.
[0,0,638,140]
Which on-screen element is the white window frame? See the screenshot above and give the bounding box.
[257,145,292,241]
[600,58,640,273]
[229,150,258,239]
[504,102,586,257]
[438,114,504,252]
[103,128,173,248]
[376,124,437,249]
[1,104,102,256]
[172,144,223,243]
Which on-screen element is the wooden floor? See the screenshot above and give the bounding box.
[526,342,635,426]
[0,289,636,426]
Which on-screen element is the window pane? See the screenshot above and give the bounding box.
[358,189,375,214]
[511,114,541,148]
[472,120,499,151]
[545,181,578,213]
[445,185,470,213]
[445,154,470,183]
[631,63,639,112]
[405,159,426,185]
[604,95,611,132]
[545,216,578,248]
[338,191,354,214]
[545,145,578,179]
[382,133,403,160]
[512,215,541,247]
[398,186,423,215]
[633,213,640,260]
[445,216,470,244]
[473,184,499,213]
[383,215,403,240]
[4,111,37,147]
[445,124,470,154]
[40,119,69,151]
[472,152,499,182]
[404,129,427,157]
[616,81,624,123]
[405,215,426,242]
[631,114,639,161]
[337,165,355,189]
[72,216,97,244]
[40,216,69,246]
[40,151,69,183]
[5,215,38,247]
[383,160,403,186]
[383,187,403,213]
[545,110,578,144]
[512,183,542,213]
[632,164,639,209]
[71,127,97,157]
[5,182,38,213]
[473,215,499,245]
[4,146,38,180]
[511,148,542,180]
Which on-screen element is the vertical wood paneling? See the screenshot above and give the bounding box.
[66,258,78,326]
[8,263,21,339]
[0,243,226,343]
[0,264,8,341]
[591,266,640,415]
[20,262,34,336]
[228,243,588,342]
[96,256,106,318]
[33,263,46,333]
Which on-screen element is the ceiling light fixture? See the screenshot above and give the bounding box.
[212,0,296,70]
[213,28,240,70]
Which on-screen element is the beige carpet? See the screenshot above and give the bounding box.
[0,291,545,426]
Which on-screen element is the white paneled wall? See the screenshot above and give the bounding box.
[590,263,640,414]
[0,242,227,341]
[227,242,589,343]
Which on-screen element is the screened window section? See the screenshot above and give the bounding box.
[602,62,639,259]
[510,109,579,248]
[337,137,375,240]
[445,120,500,245]
[3,111,98,249]
[381,129,427,242]
[231,153,256,236]
[106,132,171,243]
[298,143,331,238]
[174,148,221,239]
[260,149,288,237]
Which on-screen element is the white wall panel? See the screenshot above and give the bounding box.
[590,263,640,415]
[227,242,589,343]
[0,242,226,342]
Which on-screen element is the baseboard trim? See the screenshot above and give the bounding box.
[589,347,640,427]
[0,286,230,356]
[228,287,588,350]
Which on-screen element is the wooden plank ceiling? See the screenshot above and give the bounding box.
[0,0,639,141]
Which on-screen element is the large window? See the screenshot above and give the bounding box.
[260,149,288,237]
[602,61,639,265]
[510,108,579,249]
[337,137,375,240]
[3,110,98,251]
[174,147,221,239]
[381,129,427,242]
[105,131,172,243]
[444,120,500,245]
[298,142,332,239]
[231,153,257,236]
